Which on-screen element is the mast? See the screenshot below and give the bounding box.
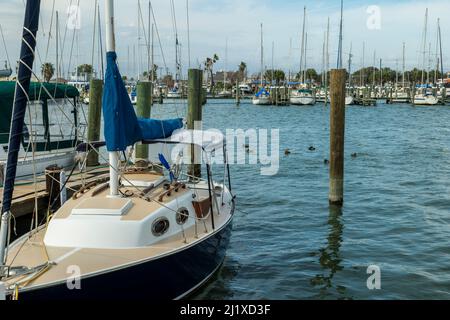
[361,42,365,87]
[105,0,119,197]
[91,2,98,77]
[348,42,352,86]
[421,8,428,84]
[325,17,330,105]
[98,2,104,79]
[402,43,406,88]
[56,11,59,79]
[337,0,343,69]
[271,41,274,85]
[395,59,399,89]
[0,0,41,266]
[438,19,444,84]
[224,38,228,91]
[137,0,141,81]
[322,32,325,86]
[380,58,383,87]
[299,6,306,83]
[260,23,263,88]
[372,50,376,87]
[151,24,154,83]
[427,42,431,84]
[304,32,308,85]
[289,37,292,83]
[147,1,153,80]
[186,0,191,69]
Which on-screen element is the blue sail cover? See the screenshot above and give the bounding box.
[103,52,143,151]
[138,118,183,140]
[255,88,270,97]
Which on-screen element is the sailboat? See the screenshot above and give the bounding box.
[413,8,438,106]
[0,82,81,182]
[0,61,11,78]
[0,0,235,300]
[218,40,232,98]
[290,7,316,106]
[253,23,271,105]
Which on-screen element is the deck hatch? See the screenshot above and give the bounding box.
[71,198,133,216]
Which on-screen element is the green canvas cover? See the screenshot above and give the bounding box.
[0,81,79,143]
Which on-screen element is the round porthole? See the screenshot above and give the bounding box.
[176,208,189,225]
[152,217,170,236]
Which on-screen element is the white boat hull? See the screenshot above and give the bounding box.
[0,151,76,183]
[290,96,316,105]
[413,95,439,105]
[252,96,271,105]
[345,96,354,105]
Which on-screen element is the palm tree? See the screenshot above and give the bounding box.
[238,61,247,82]
[204,54,219,89]
[41,63,55,82]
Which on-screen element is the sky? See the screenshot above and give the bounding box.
[0,0,449,79]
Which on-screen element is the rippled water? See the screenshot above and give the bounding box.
[152,98,450,300]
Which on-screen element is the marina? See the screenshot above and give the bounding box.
[0,0,449,304]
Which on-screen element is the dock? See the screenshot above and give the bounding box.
[0,166,110,218]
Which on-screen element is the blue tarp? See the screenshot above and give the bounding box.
[255,88,270,97]
[103,52,143,151]
[138,118,184,140]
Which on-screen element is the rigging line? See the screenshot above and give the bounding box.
[66,0,81,82]
[98,2,104,79]
[138,1,150,57]
[44,0,56,62]
[0,24,12,70]
[91,0,98,74]
[149,4,168,73]
[59,0,74,79]
[186,0,191,69]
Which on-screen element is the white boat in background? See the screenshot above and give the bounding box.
[316,89,329,103]
[253,24,271,106]
[290,89,316,105]
[413,93,439,105]
[252,88,271,105]
[129,91,137,105]
[0,82,81,183]
[345,95,354,105]
[217,90,232,98]
[234,84,253,97]
[167,85,182,99]
[391,90,409,103]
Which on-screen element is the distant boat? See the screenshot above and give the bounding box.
[290,88,315,105]
[234,84,253,97]
[345,95,354,105]
[252,87,271,105]
[413,92,439,105]
[0,60,12,78]
[253,23,271,106]
[0,81,81,182]
[129,88,137,105]
[0,68,12,78]
[217,90,232,98]
[167,84,182,99]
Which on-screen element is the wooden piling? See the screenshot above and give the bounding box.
[187,69,203,178]
[87,79,103,166]
[135,81,153,159]
[329,69,346,206]
[45,165,62,211]
[236,81,240,106]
